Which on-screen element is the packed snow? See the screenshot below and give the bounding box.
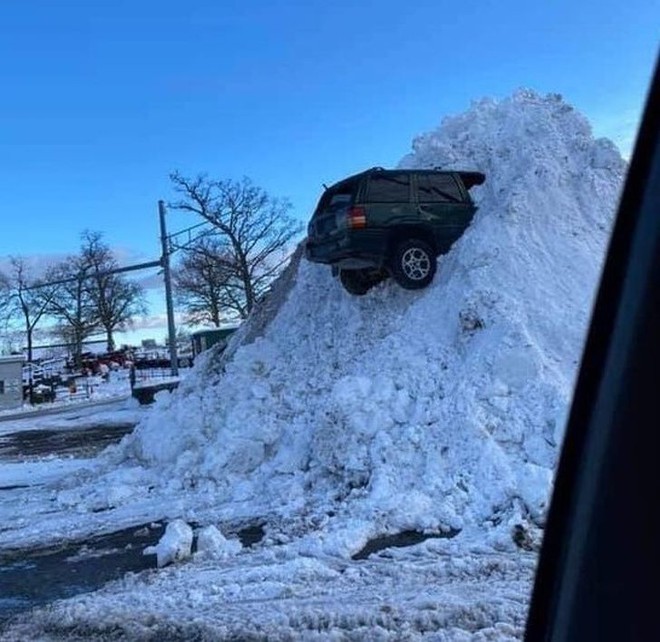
[143,518,194,567]
[195,524,242,560]
[0,90,626,639]
[2,547,537,641]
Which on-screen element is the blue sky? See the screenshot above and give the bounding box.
[0,0,657,344]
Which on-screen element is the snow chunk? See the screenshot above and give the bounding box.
[516,463,554,522]
[144,519,193,568]
[196,525,242,560]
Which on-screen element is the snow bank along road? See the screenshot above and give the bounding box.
[0,91,625,640]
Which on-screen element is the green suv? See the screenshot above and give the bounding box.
[305,167,485,294]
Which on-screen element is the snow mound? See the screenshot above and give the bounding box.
[67,90,625,557]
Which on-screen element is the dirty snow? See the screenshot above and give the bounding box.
[0,90,625,639]
[2,547,536,641]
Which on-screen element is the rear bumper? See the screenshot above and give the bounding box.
[305,239,351,264]
[305,235,384,268]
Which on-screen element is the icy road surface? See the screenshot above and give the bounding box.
[2,544,535,641]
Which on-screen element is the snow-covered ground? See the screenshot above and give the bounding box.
[3,545,537,641]
[0,395,145,438]
[0,398,147,510]
[0,369,133,423]
[0,91,625,640]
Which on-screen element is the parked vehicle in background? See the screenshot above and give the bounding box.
[21,361,63,403]
[305,167,485,294]
[191,327,239,358]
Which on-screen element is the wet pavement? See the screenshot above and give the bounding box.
[0,521,266,626]
[0,407,271,629]
[352,528,461,560]
[0,522,164,624]
[0,423,135,460]
[0,414,144,625]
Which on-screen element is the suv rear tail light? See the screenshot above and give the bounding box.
[347,206,367,229]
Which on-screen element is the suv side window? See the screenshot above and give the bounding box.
[417,174,462,202]
[365,173,411,203]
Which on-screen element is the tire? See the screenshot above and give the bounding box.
[339,269,372,296]
[390,239,437,290]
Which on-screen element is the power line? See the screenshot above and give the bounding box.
[23,259,163,291]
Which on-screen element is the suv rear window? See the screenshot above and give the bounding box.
[366,173,411,203]
[316,178,358,214]
[417,174,462,202]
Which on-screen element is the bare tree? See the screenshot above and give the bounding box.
[47,256,99,367]
[0,269,16,353]
[1,258,59,403]
[80,231,147,351]
[0,329,24,356]
[174,235,237,325]
[0,268,10,331]
[2,257,58,363]
[169,172,302,316]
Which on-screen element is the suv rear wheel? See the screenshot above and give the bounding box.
[390,239,437,290]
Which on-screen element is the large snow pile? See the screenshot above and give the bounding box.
[60,91,625,556]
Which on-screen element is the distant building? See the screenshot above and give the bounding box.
[0,355,24,410]
[141,339,157,349]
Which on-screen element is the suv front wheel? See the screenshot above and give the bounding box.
[390,239,437,290]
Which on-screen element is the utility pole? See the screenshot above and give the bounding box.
[159,200,179,376]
